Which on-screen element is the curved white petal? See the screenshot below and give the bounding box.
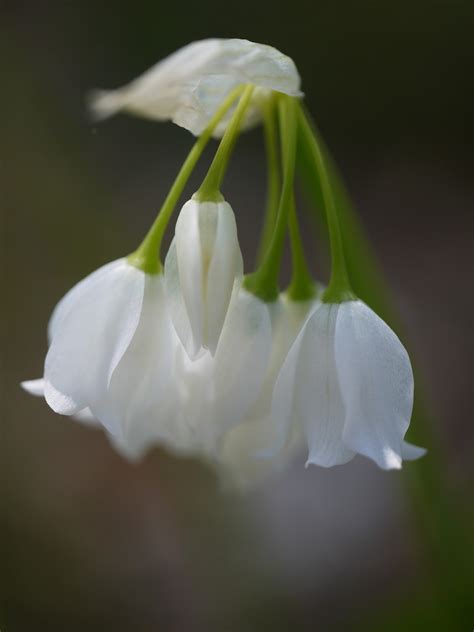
[89,38,302,136]
[163,239,197,358]
[90,275,174,439]
[221,296,314,486]
[335,300,418,469]
[47,259,123,343]
[295,304,356,467]
[171,199,204,356]
[44,260,145,421]
[166,288,272,457]
[165,198,242,358]
[204,201,243,354]
[21,378,46,397]
[21,379,98,427]
[401,441,427,460]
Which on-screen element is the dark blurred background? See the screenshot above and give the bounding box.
[1,1,472,631]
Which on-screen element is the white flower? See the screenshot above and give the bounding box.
[164,196,243,358]
[219,294,318,487]
[90,38,302,136]
[22,258,175,436]
[272,300,426,469]
[109,287,272,462]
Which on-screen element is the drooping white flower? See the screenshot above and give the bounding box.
[164,196,243,358]
[109,287,272,462]
[272,300,426,470]
[219,293,318,487]
[22,258,175,437]
[90,38,302,136]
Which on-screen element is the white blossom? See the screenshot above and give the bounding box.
[90,38,302,136]
[219,294,318,486]
[164,196,243,358]
[109,287,272,462]
[22,259,175,437]
[272,300,426,469]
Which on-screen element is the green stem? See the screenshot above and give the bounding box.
[243,95,298,302]
[297,107,474,629]
[286,197,316,301]
[128,85,246,274]
[296,103,354,303]
[256,98,281,265]
[195,84,254,202]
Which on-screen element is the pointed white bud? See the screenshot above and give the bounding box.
[164,196,243,358]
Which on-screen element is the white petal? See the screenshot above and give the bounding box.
[21,378,46,397]
[172,199,204,356]
[295,304,356,467]
[221,296,314,486]
[212,288,271,434]
[44,260,145,421]
[165,198,243,358]
[90,275,174,439]
[47,259,123,343]
[204,201,243,354]
[164,239,196,357]
[401,441,427,460]
[89,39,225,121]
[73,408,98,426]
[21,379,98,427]
[335,300,418,469]
[89,38,302,136]
[168,287,272,457]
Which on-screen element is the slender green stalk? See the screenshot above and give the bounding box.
[128,85,246,274]
[296,107,474,629]
[286,197,316,301]
[296,103,354,303]
[244,95,298,302]
[195,84,254,201]
[256,98,281,265]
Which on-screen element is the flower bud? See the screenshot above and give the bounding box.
[165,196,243,358]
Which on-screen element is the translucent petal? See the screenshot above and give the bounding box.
[89,38,302,136]
[90,275,174,439]
[221,296,314,486]
[21,379,98,427]
[295,304,356,467]
[335,300,418,469]
[172,199,204,356]
[21,378,46,397]
[44,261,145,421]
[204,201,243,354]
[47,259,122,343]
[169,288,272,457]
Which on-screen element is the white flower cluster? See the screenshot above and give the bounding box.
[22,39,425,487]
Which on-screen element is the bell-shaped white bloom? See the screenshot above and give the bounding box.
[165,196,243,358]
[90,38,302,136]
[272,300,426,470]
[219,294,319,487]
[109,287,272,462]
[22,259,175,437]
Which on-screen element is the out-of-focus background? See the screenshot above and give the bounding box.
[1,2,472,631]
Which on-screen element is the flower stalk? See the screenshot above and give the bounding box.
[195,84,255,202]
[244,94,298,302]
[128,85,246,275]
[296,103,354,303]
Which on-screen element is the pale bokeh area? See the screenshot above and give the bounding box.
[1,2,472,631]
